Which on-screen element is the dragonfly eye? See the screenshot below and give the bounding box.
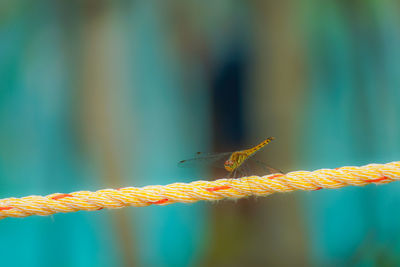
[224,160,233,166]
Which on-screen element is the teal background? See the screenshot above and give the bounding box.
[1,1,400,266]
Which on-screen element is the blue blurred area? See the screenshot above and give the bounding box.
[300,2,400,266]
[1,1,400,266]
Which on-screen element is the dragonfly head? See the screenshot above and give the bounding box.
[224,159,234,172]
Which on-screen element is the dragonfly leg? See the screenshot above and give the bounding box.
[226,169,238,190]
[241,164,255,196]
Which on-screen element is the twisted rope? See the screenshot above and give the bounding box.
[0,161,399,219]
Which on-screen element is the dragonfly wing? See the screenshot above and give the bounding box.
[237,158,282,176]
[178,152,232,169]
[254,159,283,174]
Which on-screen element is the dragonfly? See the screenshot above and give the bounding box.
[178,137,280,178]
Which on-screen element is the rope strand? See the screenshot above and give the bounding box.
[0,161,399,219]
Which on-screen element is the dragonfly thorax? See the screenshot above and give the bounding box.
[224,152,248,172]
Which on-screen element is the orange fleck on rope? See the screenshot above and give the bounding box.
[312,187,323,191]
[0,161,399,219]
[206,185,232,192]
[51,193,73,200]
[268,174,284,179]
[148,198,169,205]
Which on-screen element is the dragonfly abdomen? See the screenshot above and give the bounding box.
[246,137,275,155]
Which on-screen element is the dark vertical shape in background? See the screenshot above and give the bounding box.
[205,41,255,266]
[211,45,247,151]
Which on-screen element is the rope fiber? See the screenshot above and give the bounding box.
[0,161,399,219]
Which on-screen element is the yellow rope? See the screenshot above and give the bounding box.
[0,161,399,219]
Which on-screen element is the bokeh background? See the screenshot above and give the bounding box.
[1,1,400,266]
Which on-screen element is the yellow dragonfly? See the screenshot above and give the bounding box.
[178,137,280,178]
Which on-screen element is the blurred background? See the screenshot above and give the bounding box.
[1,0,400,266]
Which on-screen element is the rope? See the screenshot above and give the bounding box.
[0,161,399,219]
